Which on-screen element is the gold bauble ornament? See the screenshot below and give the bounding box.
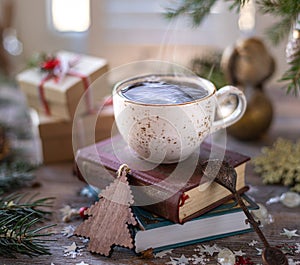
[227,89,273,141]
[221,37,275,141]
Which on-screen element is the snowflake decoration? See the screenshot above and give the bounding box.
[252,138,300,192]
[248,240,258,247]
[190,254,209,265]
[61,225,75,237]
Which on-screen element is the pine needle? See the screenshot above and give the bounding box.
[0,193,56,257]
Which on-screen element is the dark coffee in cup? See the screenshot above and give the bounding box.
[121,80,209,105]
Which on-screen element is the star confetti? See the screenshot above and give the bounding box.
[280,228,300,239]
[176,254,190,264]
[255,248,262,256]
[64,242,78,253]
[154,249,173,258]
[166,257,180,265]
[248,240,258,246]
[166,254,190,265]
[191,254,209,265]
[63,242,84,259]
[60,205,79,222]
[201,244,220,256]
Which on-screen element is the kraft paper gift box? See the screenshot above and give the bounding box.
[74,104,115,148]
[36,113,73,164]
[16,51,109,120]
[37,104,114,164]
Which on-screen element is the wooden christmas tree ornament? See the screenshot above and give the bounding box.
[74,164,137,256]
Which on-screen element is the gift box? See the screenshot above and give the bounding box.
[36,104,114,164]
[36,113,73,164]
[74,104,115,148]
[16,51,109,120]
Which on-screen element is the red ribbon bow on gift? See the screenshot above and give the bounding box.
[41,57,61,72]
[38,54,91,116]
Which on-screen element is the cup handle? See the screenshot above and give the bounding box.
[210,85,247,133]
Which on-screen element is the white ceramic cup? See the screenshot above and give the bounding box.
[113,74,246,164]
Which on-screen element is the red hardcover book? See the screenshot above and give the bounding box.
[75,135,250,223]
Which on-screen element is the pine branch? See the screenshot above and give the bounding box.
[256,0,300,45]
[279,52,300,96]
[0,193,56,258]
[0,215,55,258]
[165,0,250,27]
[0,193,55,218]
[256,0,300,16]
[226,0,250,12]
[165,0,219,27]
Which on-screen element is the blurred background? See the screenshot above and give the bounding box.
[1,0,288,83]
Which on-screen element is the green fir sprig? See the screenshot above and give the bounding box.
[280,52,300,96]
[0,193,56,258]
[164,0,300,95]
[165,0,248,27]
[165,0,219,27]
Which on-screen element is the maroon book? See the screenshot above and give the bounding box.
[75,135,250,223]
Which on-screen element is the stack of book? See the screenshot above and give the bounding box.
[75,135,258,253]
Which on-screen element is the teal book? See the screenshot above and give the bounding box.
[132,194,258,253]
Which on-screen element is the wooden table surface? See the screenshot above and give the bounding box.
[1,87,300,265]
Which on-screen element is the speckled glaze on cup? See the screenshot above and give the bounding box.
[113,74,246,164]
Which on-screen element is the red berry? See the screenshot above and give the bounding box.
[79,206,88,219]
